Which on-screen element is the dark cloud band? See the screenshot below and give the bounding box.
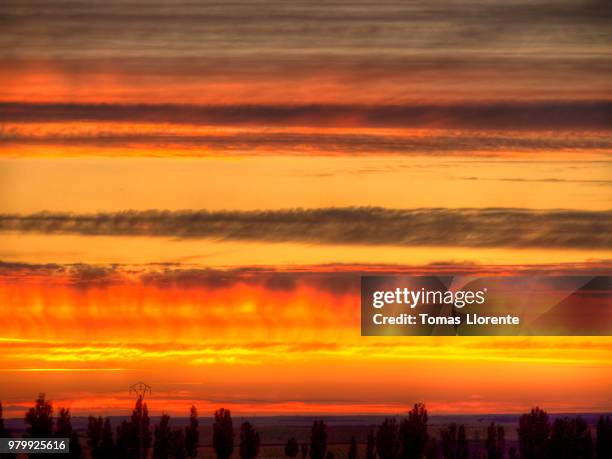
[0,208,609,249]
[2,130,611,155]
[2,261,610,291]
[2,1,610,57]
[1,102,611,130]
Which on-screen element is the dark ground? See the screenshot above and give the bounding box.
[5,413,609,458]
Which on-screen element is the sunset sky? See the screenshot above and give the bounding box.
[0,1,610,418]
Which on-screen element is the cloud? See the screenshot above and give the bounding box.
[2,126,611,155]
[1,102,611,130]
[3,260,611,291]
[1,1,610,58]
[3,54,611,107]
[0,207,610,249]
[459,176,612,185]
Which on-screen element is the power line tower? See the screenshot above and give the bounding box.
[129,382,151,459]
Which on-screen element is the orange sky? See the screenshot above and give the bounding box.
[0,0,611,419]
[0,264,611,417]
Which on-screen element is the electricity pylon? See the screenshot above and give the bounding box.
[129,382,152,400]
[129,382,151,459]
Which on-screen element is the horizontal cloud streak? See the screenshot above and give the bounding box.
[2,128,611,156]
[0,208,610,249]
[2,1,610,57]
[3,55,611,105]
[2,261,611,289]
[1,102,611,130]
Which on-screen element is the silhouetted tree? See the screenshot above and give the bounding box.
[184,406,199,459]
[239,421,260,459]
[376,418,399,459]
[302,443,309,459]
[0,402,15,459]
[153,414,172,459]
[212,408,234,459]
[285,437,299,457]
[100,418,114,458]
[517,407,550,459]
[550,417,592,459]
[133,397,152,459]
[116,397,152,459]
[425,438,440,459]
[310,420,328,459]
[170,428,187,459]
[54,408,71,436]
[457,425,469,459]
[0,402,9,437]
[485,423,505,459]
[366,431,376,459]
[87,416,104,459]
[116,421,132,459]
[597,415,612,459]
[55,408,82,459]
[473,430,481,459]
[25,393,53,437]
[440,424,469,459]
[400,403,429,459]
[348,435,358,459]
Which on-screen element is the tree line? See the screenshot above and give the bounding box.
[0,396,611,458]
